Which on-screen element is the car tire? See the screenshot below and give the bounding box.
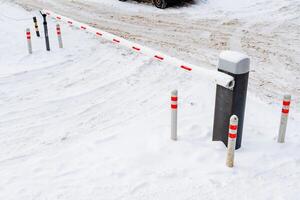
[153,0,167,9]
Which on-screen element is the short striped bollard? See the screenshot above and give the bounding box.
[171,90,178,141]
[278,95,291,143]
[26,28,32,54]
[226,115,238,168]
[56,24,63,48]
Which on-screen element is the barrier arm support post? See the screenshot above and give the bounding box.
[40,12,50,51]
[212,51,250,149]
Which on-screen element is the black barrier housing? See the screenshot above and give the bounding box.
[212,51,250,150]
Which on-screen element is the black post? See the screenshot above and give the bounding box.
[212,51,250,149]
[33,17,40,37]
[40,12,50,51]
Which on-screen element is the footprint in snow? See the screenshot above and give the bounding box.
[130,182,148,195]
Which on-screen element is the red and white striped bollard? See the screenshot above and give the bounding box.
[278,95,291,143]
[56,24,63,48]
[26,28,32,54]
[171,90,178,141]
[226,115,238,168]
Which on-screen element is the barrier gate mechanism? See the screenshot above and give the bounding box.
[42,9,235,90]
[42,10,251,150]
[213,51,250,150]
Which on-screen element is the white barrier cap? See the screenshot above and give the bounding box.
[219,51,250,75]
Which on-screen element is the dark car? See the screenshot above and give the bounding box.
[119,0,181,9]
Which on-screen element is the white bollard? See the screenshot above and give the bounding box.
[26,28,32,54]
[56,24,63,48]
[278,95,291,143]
[171,90,178,141]
[226,115,238,168]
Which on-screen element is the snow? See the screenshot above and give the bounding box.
[0,1,300,200]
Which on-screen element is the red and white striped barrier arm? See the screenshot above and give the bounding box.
[42,9,235,89]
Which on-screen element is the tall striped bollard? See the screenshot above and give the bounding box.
[33,17,40,37]
[278,95,291,143]
[226,115,238,168]
[56,24,63,48]
[26,28,32,54]
[171,90,178,141]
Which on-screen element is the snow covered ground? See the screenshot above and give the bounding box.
[0,1,299,199]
